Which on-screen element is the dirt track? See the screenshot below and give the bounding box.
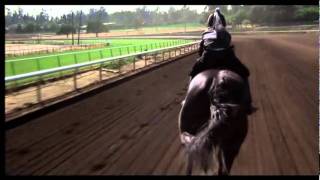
[5,32,318,175]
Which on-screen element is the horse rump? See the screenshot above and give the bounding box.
[179,70,247,175]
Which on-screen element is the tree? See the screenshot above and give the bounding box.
[48,22,59,32]
[168,7,181,24]
[57,24,74,38]
[234,7,249,25]
[16,24,23,33]
[24,23,36,33]
[86,21,104,37]
[5,8,12,27]
[99,7,109,22]
[295,5,318,23]
[133,17,143,29]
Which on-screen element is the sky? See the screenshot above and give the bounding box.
[5,5,210,17]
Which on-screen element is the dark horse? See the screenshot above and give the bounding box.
[179,69,251,175]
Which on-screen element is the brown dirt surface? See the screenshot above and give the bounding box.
[5,27,205,41]
[32,27,205,39]
[5,32,318,175]
[5,43,107,56]
[5,44,62,54]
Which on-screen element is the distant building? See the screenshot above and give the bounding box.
[103,22,116,26]
[103,22,125,30]
[80,25,87,33]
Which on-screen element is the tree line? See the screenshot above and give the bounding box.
[204,5,318,27]
[5,5,318,35]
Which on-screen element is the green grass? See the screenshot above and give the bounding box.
[5,38,193,79]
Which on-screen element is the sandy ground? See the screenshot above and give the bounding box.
[5,43,107,56]
[31,27,205,40]
[5,47,193,115]
[5,27,205,41]
[5,44,62,55]
[5,32,318,175]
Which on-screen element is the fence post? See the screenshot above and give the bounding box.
[36,58,41,71]
[99,63,103,81]
[119,48,122,56]
[74,54,78,64]
[118,59,121,73]
[88,52,92,61]
[10,61,16,76]
[133,57,136,71]
[74,68,78,90]
[110,49,113,57]
[36,76,42,103]
[10,62,18,88]
[57,56,63,77]
[100,50,103,59]
[56,56,61,67]
[144,53,147,67]
[162,51,164,61]
[127,47,130,54]
[134,46,137,53]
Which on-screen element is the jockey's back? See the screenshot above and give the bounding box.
[198,8,231,56]
[201,27,231,51]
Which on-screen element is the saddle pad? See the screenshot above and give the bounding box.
[203,31,217,40]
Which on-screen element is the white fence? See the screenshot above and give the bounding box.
[5,41,200,104]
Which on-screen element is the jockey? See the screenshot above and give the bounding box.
[188,8,253,113]
[189,7,250,81]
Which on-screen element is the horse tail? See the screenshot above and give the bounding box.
[181,78,229,175]
[181,111,218,175]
